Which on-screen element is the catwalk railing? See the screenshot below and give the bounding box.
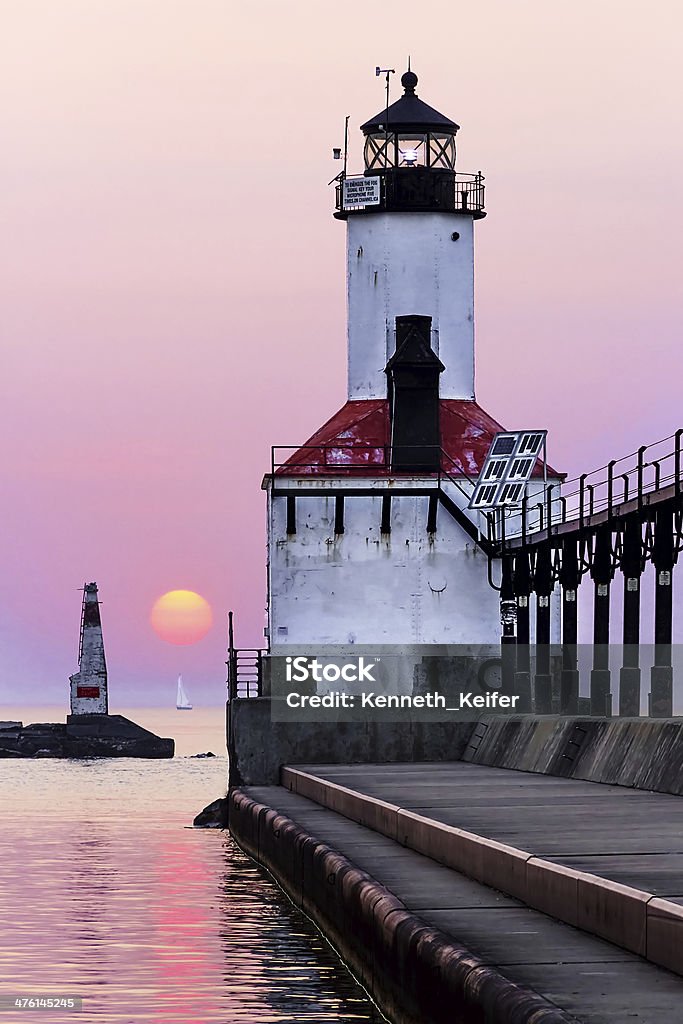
[236,432,683,719]
[272,443,481,478]
[490,430,683,550]
[270,443,498,547]
[489,429,683,719]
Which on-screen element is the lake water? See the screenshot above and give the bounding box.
[0,707,383,1023]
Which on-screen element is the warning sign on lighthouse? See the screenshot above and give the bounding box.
[343,176,381,209]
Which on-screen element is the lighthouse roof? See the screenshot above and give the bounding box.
[275,399,562,478]
[360,70,460,135]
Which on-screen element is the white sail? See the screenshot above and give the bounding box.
[176,674,192,710]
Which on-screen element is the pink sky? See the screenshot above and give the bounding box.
[2,2,683,706]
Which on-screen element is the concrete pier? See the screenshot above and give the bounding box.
[230,776,683,1023]
[282,762,683,973]
[228,717,683,1022]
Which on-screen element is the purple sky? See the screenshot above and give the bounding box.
[2,2,683,706]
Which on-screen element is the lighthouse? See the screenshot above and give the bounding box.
[263,69,560,651]
[69,582,108,715]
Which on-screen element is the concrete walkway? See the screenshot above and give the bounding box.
[244,782,683,1024]
[293,762,683,895]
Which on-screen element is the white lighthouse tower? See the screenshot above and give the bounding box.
[346,68,479,402]
[263,69,558,651]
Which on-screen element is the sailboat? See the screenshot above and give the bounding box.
[176,674,193,711]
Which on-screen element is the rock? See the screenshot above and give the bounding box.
[0,715,174,758]
[193,797,228,828]
[191,751,216,758]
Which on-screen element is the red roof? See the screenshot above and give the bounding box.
[275,400,561,478]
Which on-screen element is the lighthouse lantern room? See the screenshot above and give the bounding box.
[263,69,561,651]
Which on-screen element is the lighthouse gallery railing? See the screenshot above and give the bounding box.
[334,170,485,215]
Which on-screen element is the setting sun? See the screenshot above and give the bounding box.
[150,590,213,646]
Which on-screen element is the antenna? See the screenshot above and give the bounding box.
[343,114,349,177]
[328,114,350,186]
[375,66,395,169]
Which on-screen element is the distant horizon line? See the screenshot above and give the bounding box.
[0,702,227,710]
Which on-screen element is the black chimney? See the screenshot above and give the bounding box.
[386,315,444,471]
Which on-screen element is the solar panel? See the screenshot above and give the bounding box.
[469,429,548,510]
[509,457,534,480]
[500,482,525,504]
[519,432,545,455]
[483,460,506,481]
[491,435,517,455]
[477,483,497,505]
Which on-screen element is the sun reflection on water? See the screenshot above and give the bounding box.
[0,726,382,1024]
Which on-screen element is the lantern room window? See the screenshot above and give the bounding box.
[398,135,426,167]
[428,134,456,170]
[364,132,393,170]
[364,131,456,171]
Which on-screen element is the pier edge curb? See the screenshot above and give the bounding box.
[282,766,682,975]
[229,787,580,1024]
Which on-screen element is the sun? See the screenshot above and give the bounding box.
[150,590,213,646]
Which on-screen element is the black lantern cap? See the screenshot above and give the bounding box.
[360,70,459,135]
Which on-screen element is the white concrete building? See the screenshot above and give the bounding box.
[263,70,561,652]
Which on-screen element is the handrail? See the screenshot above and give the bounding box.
[272,444,481,482]
[493,428,683,551]
[334,169,486,215]
[271,442,487,533]
[77,590,86,664]
[226,611,266,700]
[271,431,683,552]
[227,649,265,700]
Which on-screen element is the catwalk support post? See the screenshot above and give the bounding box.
[620,517,643,717]
[559,537,580,714]
[513,550,532,712]
[590,525,614,716]
[650,504,675,717]
[534,543,553,714]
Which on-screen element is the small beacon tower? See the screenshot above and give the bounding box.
[69,582,109,715]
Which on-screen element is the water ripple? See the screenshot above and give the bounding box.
[0,745,382,1023]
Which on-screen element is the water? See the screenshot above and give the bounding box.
[0,708,383,1023]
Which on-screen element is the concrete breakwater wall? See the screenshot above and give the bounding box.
[465,715,683,796]
[227,698,474,785]
[0,714,174,758]
[228,701,683,795]
[229,788,577,1024]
